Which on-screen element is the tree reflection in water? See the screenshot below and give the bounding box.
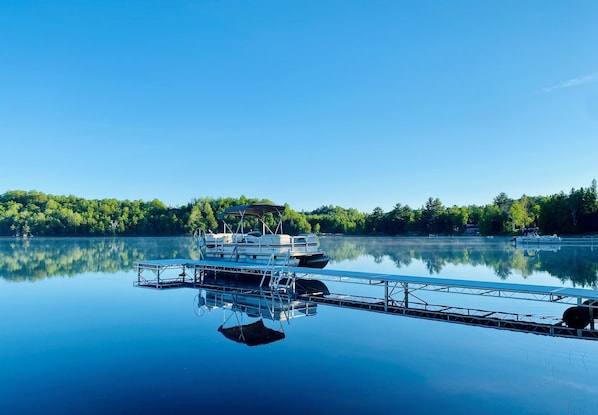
[0,237,199,281]
[1,236,597,288]
[321,236,598,288]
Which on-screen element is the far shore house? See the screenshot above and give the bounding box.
[463,224,480,236]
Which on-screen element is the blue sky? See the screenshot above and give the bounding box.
[1,1,597,213]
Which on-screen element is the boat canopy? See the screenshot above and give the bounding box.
[218,203,285,220]
[217,320,285,346]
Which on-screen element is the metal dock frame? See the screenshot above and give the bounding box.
[134,259,598,341]
[134,258,298,293]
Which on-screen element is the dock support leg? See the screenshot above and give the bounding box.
[384,282,389,312]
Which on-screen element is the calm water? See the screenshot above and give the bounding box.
[1,236,598,414]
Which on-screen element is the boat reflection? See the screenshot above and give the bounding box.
[218,320,285,346]
[192,274,323,346]
[513,244,561,256]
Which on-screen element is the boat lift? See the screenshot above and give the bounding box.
[134,258,598,341]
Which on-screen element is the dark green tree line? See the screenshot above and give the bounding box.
[1,179,596,237]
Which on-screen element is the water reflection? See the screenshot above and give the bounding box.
[1,236,597,287]
[321,236,598,287]
[195,274,320,346]
[0,237,198,281]
[139,268,598,343]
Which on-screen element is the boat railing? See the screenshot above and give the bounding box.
[203,288,315,322]
[290,234,321,254]
[201,228,324,257]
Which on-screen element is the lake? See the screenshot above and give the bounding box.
[1,236,598,414]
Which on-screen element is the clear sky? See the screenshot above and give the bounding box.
[1,1,597,213]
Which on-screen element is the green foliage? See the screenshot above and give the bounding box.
[537,184,598,234]
[282,204,312,234]
[1,180,597,237]
[305,205,366,234]
[421,197,444,235]
[0,191,184,237]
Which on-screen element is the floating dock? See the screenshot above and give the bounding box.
[134,258,598,341]
[515,236,598,247]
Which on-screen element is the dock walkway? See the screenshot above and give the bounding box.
[134,258,598,341]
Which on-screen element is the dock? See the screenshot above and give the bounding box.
[515,236,598,247]
[134,258,598,341]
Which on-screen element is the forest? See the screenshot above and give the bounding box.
[1,180,597,237]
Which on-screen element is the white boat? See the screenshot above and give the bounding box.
[514,228,561,245]
[195,203,329,268]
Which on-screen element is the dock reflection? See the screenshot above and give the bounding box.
[136,263,598,344]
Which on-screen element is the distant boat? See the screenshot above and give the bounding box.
[514,227,561,245]
[196,203,329,268]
